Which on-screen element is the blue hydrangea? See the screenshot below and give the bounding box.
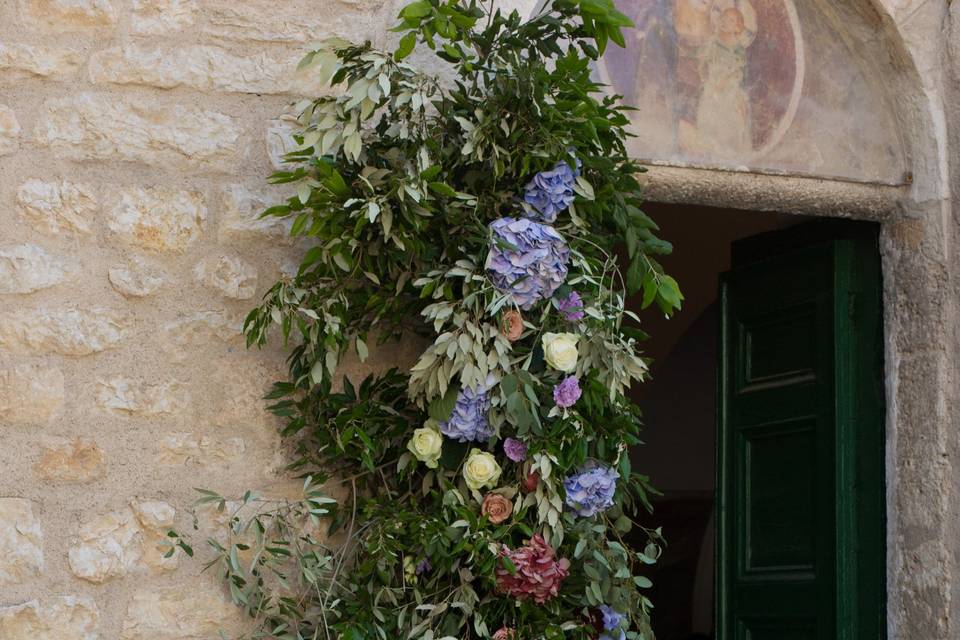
[523,157,581,223]
[486,217,570,310]
[439,383,493,443]
[563,461,619,517]
[599,605,626,640]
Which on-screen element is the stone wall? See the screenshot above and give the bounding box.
[0,0,958,638]
[0,0,408,637]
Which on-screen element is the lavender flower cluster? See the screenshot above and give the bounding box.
[486,217,570,310]
[523,157,582,223]
[563,461,619,517]
[599,605,627,640]
[439,384,493,443]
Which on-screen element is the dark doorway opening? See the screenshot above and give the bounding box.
[626,203,810,640]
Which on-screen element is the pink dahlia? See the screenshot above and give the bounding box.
[495,534,571,604]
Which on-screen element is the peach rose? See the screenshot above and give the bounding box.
[501,310,524,342]
[493,628,515,640]
[482,493,513,524]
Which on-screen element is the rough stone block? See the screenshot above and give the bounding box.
[0,596,99,640]
[90,43,328,95]
[0,499,43,585]
[194,254,258,299]
[219,185,294,243]
[96,378,186,416]
[16,179,98,236]
[108,188,207,253]
[68,501,178,583]
[200,0,379,44]
[0,244,79,294]
[120,582,242,639]
[0,41,81,82]
[108,257,167,298]
[131,0,196,34]
[35,93,242,170]
[0,104,20,155]
[34,439,106,483]
[157,432,247,466]
[0,364,64,424]
[0,308,126,356]
[18,0,117,30]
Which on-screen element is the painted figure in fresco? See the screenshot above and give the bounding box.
[693,1,758,156]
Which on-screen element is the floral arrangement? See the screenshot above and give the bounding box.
[173,0,684,638]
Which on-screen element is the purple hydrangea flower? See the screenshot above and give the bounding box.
[416,558,432,575]
[439,383,493,443]
[563,461,619,517]
[556,291,584,322]
[486,217,570,310]
[523,157,582,223]
[503,437,528,462]
[553,376,582,408]
[599,605,626,640]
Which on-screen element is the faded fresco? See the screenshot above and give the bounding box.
[599,0,907,184]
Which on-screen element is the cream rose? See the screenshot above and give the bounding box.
[407,421,443,468]
[542,332,579,372]
[463,449,502,490]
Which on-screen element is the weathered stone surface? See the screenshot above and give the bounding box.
[131,0,196,34]
[0,364,64,424]
[90,43,327,95]
[219,185,294,243]
[266,118,297,169]
[0,42,81,82]
[157,432,246,466]
[18,0,117,30]
[201,0,377,44]
[0,308,126,356]
[68,502,178,583]
[35,94,241,170]
[0,104,20,155]
[96,378,186,416]
[0,244,79,294]
[34,439,106,483]
[162,311,244,362]
[108,188,207,253]
[0,499,43,584]
[194,254,258,299]
[16,179,98,236]
[120,582,242,640]
[0,596,99,640]
[108,257,166,298]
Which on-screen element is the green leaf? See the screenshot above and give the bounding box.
[428,383,460,422]
[428,181,457,197]
[395,31,417,61]
[400,1,431,18]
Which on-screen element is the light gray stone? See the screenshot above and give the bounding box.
[0,244,79,294]
[108,257,167,298]
[96,378,186,416]
[0,41,81,82]
[16,179,98,236]
[0,364,64,424]
[0,596,99,640]
[90,43,329,95]
[0,499,43,585]
[0,308,127,356]
[0,104,20,155]
[194,254,258,299]
[35,93,242,170]
[18,0,117,29]
[108,188,207,253]
[130,0,196,34]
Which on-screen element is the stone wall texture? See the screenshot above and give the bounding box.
[0,0,418,637]
[0,0,957,638]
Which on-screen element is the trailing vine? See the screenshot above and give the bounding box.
[176,1,683,638]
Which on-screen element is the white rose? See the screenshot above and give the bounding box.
[542,332,579,372]
[463,448,502,490]
[408,421,443,468]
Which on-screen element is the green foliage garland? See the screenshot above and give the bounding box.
[180,1,683,638]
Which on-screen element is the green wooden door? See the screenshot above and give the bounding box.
[717,222,885,640]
